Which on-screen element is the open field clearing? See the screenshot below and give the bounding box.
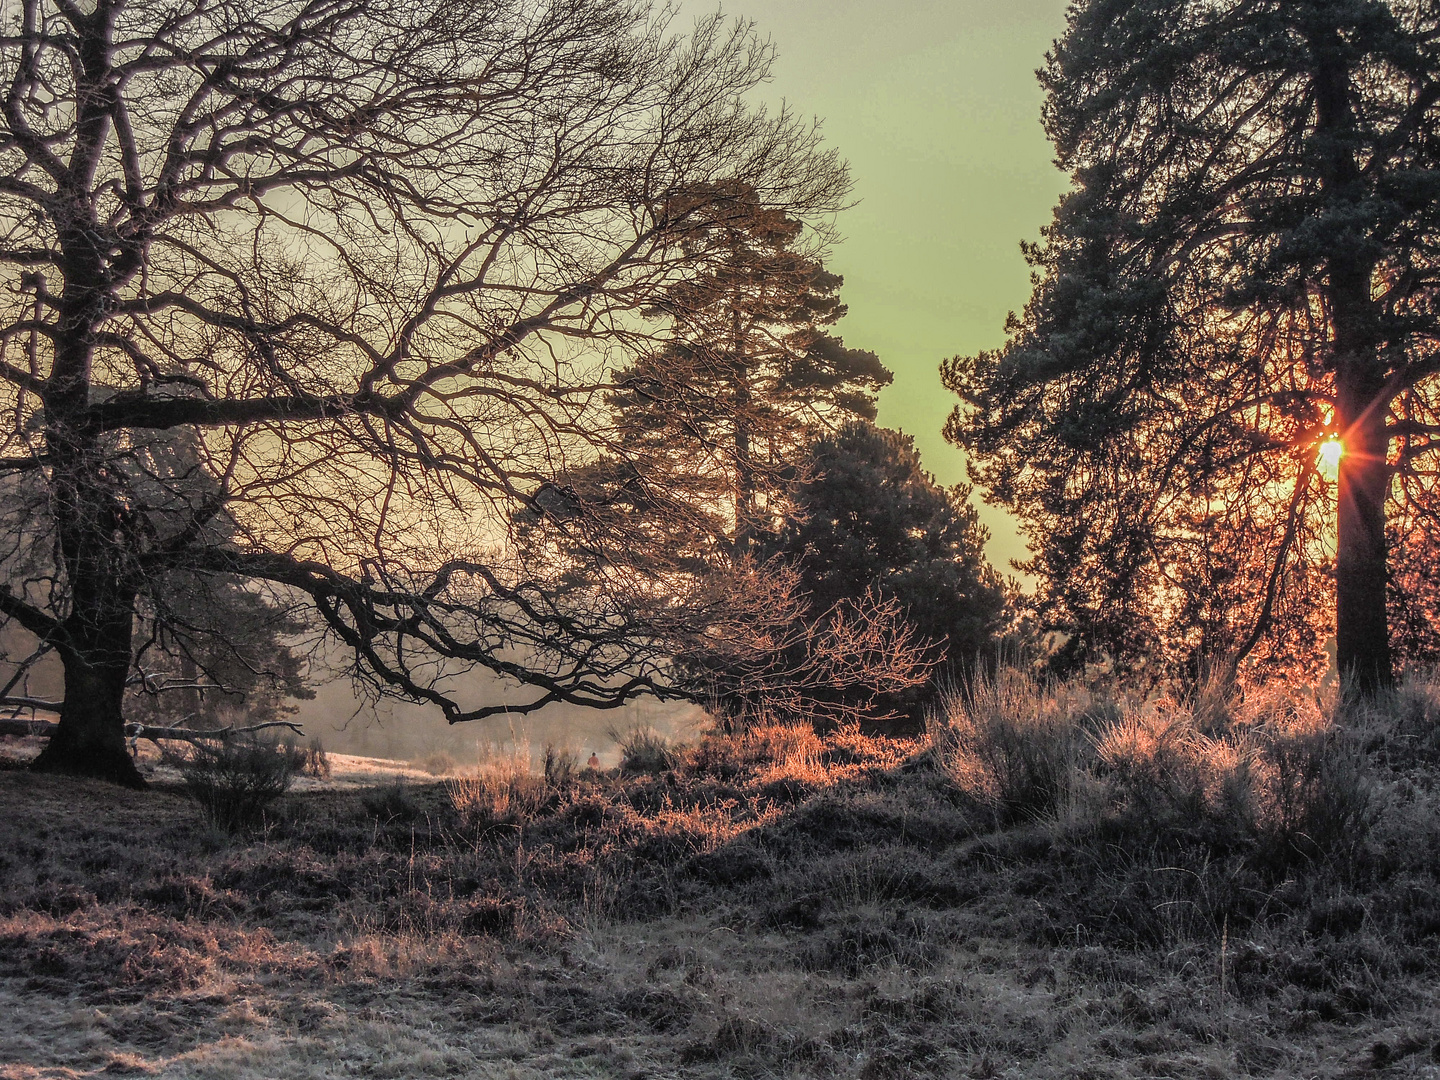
[2,682,1439,1079]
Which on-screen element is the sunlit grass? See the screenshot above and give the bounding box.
[2,675,1439,1078]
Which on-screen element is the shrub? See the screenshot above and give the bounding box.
[930,667,1379,870]
[1241,687,1375,863]
[298,737,331,779]
[929,669,1098,825]
[181,734,300,831]
[362,781,422,824]
[418,752,457,776]
[1349,673,1440,768]
[614,728,677,775]
[448,757,553,828]
[1091,708,1227,839]
[542,744,579,787]
[687,722,825,782]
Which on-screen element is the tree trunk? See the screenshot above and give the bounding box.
[1335,368,1393,694]
[31,633,144,788]
[28,448,146,786]
[1312,36,1394,694]
[731,305,755,561]
[31,439,145,787]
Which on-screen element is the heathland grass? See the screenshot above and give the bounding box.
[1,677,1439,1078]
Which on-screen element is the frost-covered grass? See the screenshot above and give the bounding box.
[1,676,1438,1078]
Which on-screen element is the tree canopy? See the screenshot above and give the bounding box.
[0,0,853,784]
[593,186,892,564]
[769,421,1008,724]
[516,193,923,726]
[946,0,1440,688]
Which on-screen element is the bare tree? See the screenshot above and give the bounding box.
[0,0,852,786]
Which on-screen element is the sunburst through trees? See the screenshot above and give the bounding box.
[946,0,1440,690]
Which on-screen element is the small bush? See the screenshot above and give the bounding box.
[542,744,578,787]
[1091,708,1223,837]
[418,752,457,776]
[1350,673,1440,767]
[181,734,300,831]
[1244,690,1375,861]
[795,910,943,976]
[362,781,421,823]
[929,669,1097,825]
[614,727,677,775]
[686,722,827,781]
[448,758,553,828]
[298,737,331,779]
[931,668,1378,872]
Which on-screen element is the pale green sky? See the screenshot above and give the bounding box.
[687,0,1073,571]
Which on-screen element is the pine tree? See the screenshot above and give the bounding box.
[527,189,925,724]
[605,182,892,563]
[946,0,1440,690]
[771,422,1008,723]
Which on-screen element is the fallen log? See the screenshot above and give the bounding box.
[0,718,304,743]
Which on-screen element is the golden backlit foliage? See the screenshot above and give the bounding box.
[930,668,1379,859]
[947,0,1440,686]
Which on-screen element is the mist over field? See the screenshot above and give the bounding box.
[294,670,709,770]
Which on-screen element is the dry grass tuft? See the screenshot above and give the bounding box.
[930,668,1379,871]
[446,741,560,829]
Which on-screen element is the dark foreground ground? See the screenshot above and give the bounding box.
[1,685,1439,1079]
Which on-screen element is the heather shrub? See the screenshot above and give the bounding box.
[448,750,554,828]
[362,781,422,823]
[1240,686,1375,861]
[543,743,580,787]
[615,727,678,775]
[929,669,1099,825]
[181,733,302,831]
[1348,672,1440,767]
[418,752,458,776]
[1090,708,1222,837]
[931,668,1378,868]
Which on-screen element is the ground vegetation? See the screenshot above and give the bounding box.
[1,672,1436,1077]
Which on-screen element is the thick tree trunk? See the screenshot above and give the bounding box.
[31,632,143,788]
[23,7,147,786]
[28,442,145,786]
[1335,369,1393,694]
[32,420,144,786]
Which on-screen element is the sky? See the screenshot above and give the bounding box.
[685,0,1074,571]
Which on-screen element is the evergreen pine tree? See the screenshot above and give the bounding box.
[771,421,1008,724]
[604,182,892,563]
[946,0,1440,689]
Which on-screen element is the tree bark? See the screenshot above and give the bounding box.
[731,305,755,561]
[1335,364,1393,694]
[31,630,144,789]
[1313,32,1394,694]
